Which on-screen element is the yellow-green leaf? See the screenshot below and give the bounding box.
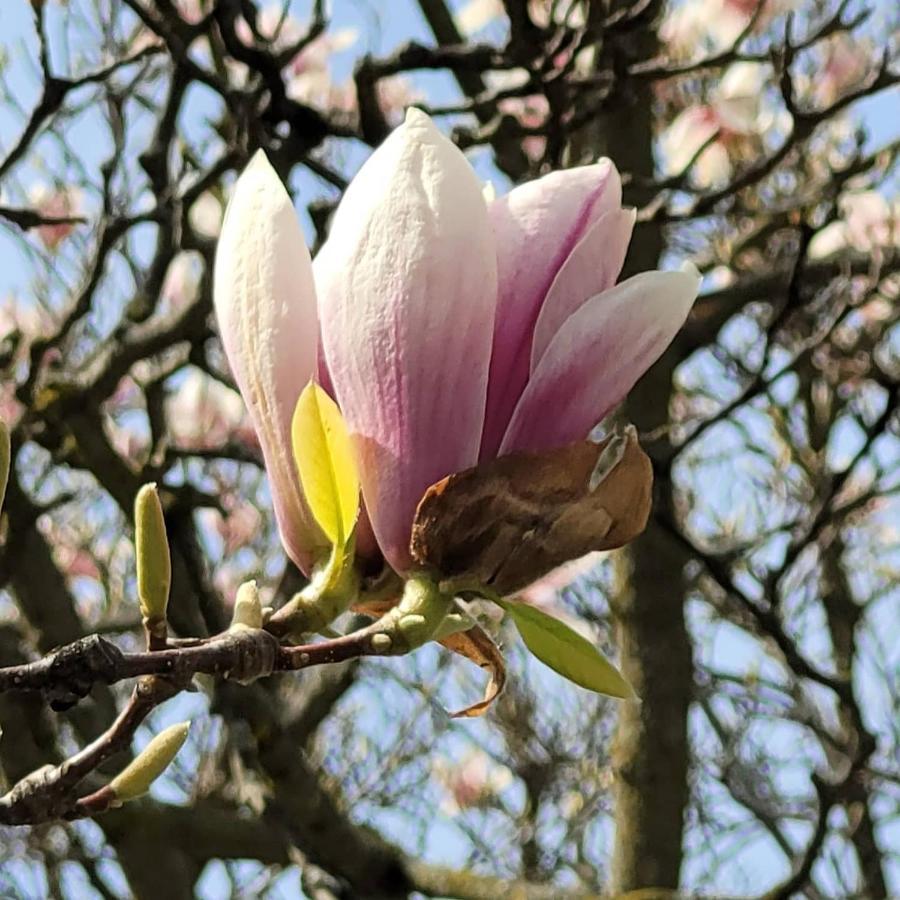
[497,599,635,699]
[291,382,359,550]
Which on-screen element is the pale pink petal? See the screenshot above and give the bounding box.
[712,62,767,134]
[518,552,605,612]
[500,268,701,454]
[480,161,622,459]
[530,207,636,371]
[660,106,720,177]
[214,151,326,573]
[456,0,505,34]
[316,109,497,572]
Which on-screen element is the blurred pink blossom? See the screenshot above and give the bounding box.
[39,519,103,582]
[160,251,204,316]
[809,191,900,259]
[456,0,585,33]
[661,0,793,58]
[165,367,256,451]
[104,415,150,466]
[808,33,872,108]
[498,91,549,162]
[234,6,361,113]
[516,554,602,641]
[433,750,513,815]
[518,552,604,607]
[456,0,503,33]
[660,63,772,187]
[28,184,82,250]
[188,192,224,239]
[60,548,103,581]
[196,499,263,556]
[0,296,54,425]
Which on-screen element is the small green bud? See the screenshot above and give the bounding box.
[135,483,171,630]
[371,633,392,653]
[230,580,263,630]
[391,576,453,649]
[108,721,190,802]
[431,609,474,641]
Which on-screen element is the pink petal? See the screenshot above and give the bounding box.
[530,207,636,371]
[500,268,701,455]
[480,161,623,459]
[316,109,497,572]
[214,151,326,573]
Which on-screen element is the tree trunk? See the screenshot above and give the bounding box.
[582,6,695,890]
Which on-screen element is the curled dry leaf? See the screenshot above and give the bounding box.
[439,622,506,718]
[410,426,653,596]
[352,594,506,717]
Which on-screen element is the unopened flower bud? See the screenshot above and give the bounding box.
[134,483,171,630]
[108,721,190,802]
[230,580,263,630]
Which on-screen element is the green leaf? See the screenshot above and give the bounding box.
[291,382,359,552]
[497,599,635,699]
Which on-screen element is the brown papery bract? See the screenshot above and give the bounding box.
[410,428,653,596]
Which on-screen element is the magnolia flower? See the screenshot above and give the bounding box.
[0,294,54,424]
[660,0,793,58]
[519,552,604,607]
[808,33,872,108]
[660,63,771,187]
[196,501,263,556]
[809,191,900,259]
[165,367,255,451]
[456,0,504,33]
[456,0,584,33]
[160,251,203,315]
[214,109,699,576]
[498,90,550,163]
[233,5,358,111]
[188,192,224,239]
[433,749,513,815]
[28,184,82,249]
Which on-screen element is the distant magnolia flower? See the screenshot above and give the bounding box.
[518,552,604,610]
[196,500,263,556]
[660,62,771,187]
[456,0,504,33]
[165,367,255,451]
[433,750,513,814]
[456,0,584,33]
[28,184,82,249]
[160,251,203,315]
[498,89,550,162]
[235,6,360,110]
[809,191,900,259]
[188,192,224,239]
[0,294,55,423]
[661,0,793,57]
[807,33,872,108]
[214,109,700,576]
